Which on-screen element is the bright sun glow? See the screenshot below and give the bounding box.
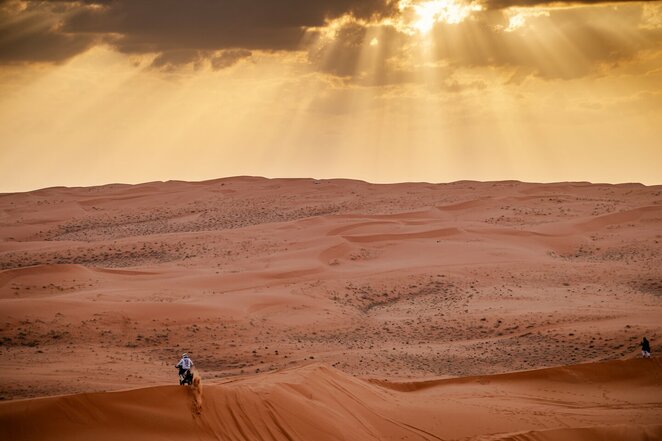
[400,0,482,34]
[504,8,550,32]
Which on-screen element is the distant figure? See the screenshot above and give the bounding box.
[175,353,194,385]
[640,337,651,358]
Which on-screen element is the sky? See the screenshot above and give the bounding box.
[0,0,661,192]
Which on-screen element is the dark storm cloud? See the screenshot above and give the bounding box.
[1,0,660,79]
[146,48,250,71]
[0,0,398,64]
[481,0,657,8]
[149,49,205,71]
[0,1,95,64]
[210,49,253,70]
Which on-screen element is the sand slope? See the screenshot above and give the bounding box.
[1,358,661,440]
[1,177,661,402]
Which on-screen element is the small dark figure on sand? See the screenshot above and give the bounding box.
[640,337,651,358]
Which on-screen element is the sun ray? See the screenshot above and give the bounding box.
[395,0,483,35]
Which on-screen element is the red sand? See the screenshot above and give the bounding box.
[1,177,661,439]
[1,359,660,440]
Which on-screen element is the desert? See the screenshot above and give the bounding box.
[3,0,662,438]
[1,177,661,440]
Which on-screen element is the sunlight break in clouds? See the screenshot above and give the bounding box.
[397,0,483,34]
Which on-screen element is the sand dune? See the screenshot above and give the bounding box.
[1,358,660,440]
[1,177,661,438]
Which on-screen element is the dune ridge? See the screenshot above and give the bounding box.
[1,358,660,440]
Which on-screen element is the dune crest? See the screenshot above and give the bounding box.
[1,358,661,441]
